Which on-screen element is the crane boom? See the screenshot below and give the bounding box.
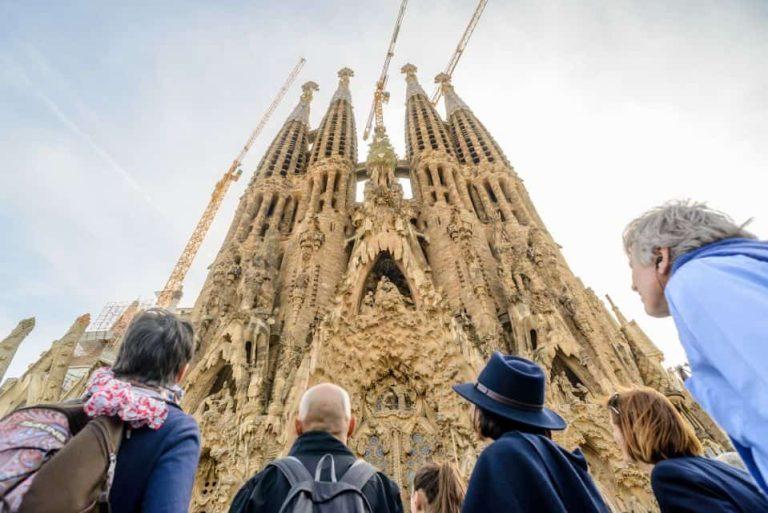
[363,0,409,140]
[155,57,305,309]
[431,0,488,105]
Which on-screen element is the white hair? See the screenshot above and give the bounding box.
[298,383,352,421]
[623,200,754,265]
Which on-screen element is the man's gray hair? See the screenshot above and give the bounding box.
[623,200,754,265]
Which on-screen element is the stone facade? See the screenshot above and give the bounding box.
[0,65,729,513]
[181,65,729,513]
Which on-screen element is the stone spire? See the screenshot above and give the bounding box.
[287,81,320,124]
[401,64,453,159]
[435,73,470,117]
[310,68,357,165]
[331,67,354,103]
[401,63,428,99]
[437,74,509,167]
[0,317,35,382]
[606,295,629,326]
[366,122,398,190]
[255,81,318,178]
[39,313,90,403]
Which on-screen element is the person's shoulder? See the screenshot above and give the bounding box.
[158,405,200,439]
[374,470,400,493]
[486,431,540,453]
[652,457,706,486]
[478,432,542,467]
[669,258,713,292]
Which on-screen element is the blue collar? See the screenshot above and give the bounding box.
[671,238,755,275]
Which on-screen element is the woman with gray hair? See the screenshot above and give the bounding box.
[99,308,200,513]
[623,200,768,495]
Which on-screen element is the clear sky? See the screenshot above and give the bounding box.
[1,0,766,379]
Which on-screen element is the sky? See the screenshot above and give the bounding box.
[1,0,766,379]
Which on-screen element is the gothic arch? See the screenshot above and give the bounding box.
[351,250,422,313]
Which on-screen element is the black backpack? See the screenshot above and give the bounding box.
[270,454,376,513]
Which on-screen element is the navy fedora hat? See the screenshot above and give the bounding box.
[453,352,566,431]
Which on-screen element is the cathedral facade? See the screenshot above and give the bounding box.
[181,64,729,513]
[0,63,729,512]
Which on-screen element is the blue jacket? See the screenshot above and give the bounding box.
[651,456,768,512]
[462,431,611,513]
[110,403,201,513]
[666,238,768,495]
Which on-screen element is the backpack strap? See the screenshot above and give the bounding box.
[270,457,314,488]
[339,459,378,491]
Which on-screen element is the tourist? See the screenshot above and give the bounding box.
[623,200,768,493]
[608,388,768,512]
[411,461,465,513]
[453,352,611,513]
[105,308,200,513]
[229,383,403,513]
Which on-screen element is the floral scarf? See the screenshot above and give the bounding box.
[83,367,177,430]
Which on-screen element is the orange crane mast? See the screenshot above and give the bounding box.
[156,57,306,308]
[431,0,488,105]
[362,0,409,140]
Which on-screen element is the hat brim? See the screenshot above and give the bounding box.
[453,382,567,431]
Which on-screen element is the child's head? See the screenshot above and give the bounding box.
[607,388,702,465]
[411,461,465,513]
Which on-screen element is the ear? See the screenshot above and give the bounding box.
[175,363,190,384]
[347,415,357,438]
[656,247,672,277]
[411,489,427,512]
[295,418,304,436]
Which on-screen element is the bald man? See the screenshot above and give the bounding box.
[229,383,403,513]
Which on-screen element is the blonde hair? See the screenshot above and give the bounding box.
[413,461,465,513]
[608,388,703,464]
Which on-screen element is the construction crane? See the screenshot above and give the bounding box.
[155,57,306,309]
[362,0,409,140]
[431,0,488,105]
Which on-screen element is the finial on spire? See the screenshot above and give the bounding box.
[338,67,354,84]
[401,63,427,99]
[435,73,469,117]
[301,81,320,102]
[434,72,451,86]
[401,63,418,78]
[288,81,318,123]
[332,68,354,103]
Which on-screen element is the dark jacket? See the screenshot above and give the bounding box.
[462,431,611,513]
[651,456,768,512]
[229,431,403,513]
[110,403,201,513]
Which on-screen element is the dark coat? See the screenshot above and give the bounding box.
[229,431,403,513]
[110,403,201,513]
[462,431,611,513]
[651,456,768,512]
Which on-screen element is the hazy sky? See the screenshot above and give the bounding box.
[1,0,766,379]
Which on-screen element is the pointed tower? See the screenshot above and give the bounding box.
[269,67,360,419]
[436,72,535,226]
[0,318,35,382]
[401,64,503,354]
[191,81,318,343]
[38,314,90,403]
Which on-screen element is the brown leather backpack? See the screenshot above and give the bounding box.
[0,402,123,513]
